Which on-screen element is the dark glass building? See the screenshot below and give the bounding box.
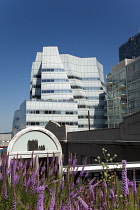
[119,32,140,61]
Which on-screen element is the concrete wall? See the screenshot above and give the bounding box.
[45,111,140,165]
[120,111,140,140]
[68,128,120,141]
[61,140,140,165]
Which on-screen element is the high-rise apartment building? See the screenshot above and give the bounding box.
[105,59,131,128]
[127,56,140,114]
[119,32,140,62]
[105,56,140,128]
[12,47,106,136]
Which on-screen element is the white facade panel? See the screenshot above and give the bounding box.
[12,46,106,135]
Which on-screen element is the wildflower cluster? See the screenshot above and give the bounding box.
[0,150,139,209]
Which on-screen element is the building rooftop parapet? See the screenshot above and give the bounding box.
[64,139,140,145]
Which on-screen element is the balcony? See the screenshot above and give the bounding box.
[114,119,123,123]
[116,91,127,98]
[105,97,113,101]
[107,103,113,107]
[105,119,114,124]
[117,81,126,90]
[120,108,128,113]
[120,100,127,105]
[104,82,113,87]
[105,112,113,116]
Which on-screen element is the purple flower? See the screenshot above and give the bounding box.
[52,155,55,163]
[88,177,96,185]
[14,174,20,185]
[122,160,129,207]
[128,181,133,188]
[23,168,26,177]
[36,185,45,210]
[12,192,16,210]
[41,166,46,173]
[90,180,101,189]
[109,189,115,199]
[78,196,89,210]
[79,165,85,176]
[122,160,129,196]
[84,171,89,178]
[53,179,59,183]
[102,181,107,188]
[49,187,56,210]
[76,177,80,184]
[30,171,37,193]
[54,163,58,173]
[2,180,8,199]
[72,158,77,168]
[60,181,64,190]
[22,161,27,170]
[68,154,72,165]
[19,161,23,168]
[100,190,103,197]
[49,169,53,176]
[103,202,107,207]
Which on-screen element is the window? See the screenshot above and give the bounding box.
[42,68,65,72]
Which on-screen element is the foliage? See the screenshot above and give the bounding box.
[0,150,140,209]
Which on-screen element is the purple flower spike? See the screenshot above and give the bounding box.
[3,181,8,199]
[36,185,45,210]
[76,177,80,184]
[100,190,103,197]
[41,166,46,173]
[84,171,89,178]
[68,153,72,165]
[72,158,77,168]
[78,196,89,210]
[109,189,115,199]
[122,160,129,207]
[79,165,85,177]
[49,187,56,210]
[133,170,137,195]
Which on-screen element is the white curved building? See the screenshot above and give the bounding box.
[12,47,106,136]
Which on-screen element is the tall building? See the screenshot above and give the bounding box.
[105,59,131,128]
[119,32,140,62]
[105,56,140,128]
[126,56,140,114]
[12,47,106,136]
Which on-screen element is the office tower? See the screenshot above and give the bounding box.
[119,32,140,62]
[12,47,106,135]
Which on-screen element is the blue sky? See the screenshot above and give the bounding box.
[0,0,140,132]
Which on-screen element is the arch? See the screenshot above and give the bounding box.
[7,127,63,174]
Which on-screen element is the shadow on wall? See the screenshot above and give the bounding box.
[93,93,107,129]
[30,68,41,99]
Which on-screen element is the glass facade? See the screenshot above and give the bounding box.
[12,46,106,135]
[119,32,140,62]
[127,57,140,114]
[105,61,128,128]
[105,56,140,128]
